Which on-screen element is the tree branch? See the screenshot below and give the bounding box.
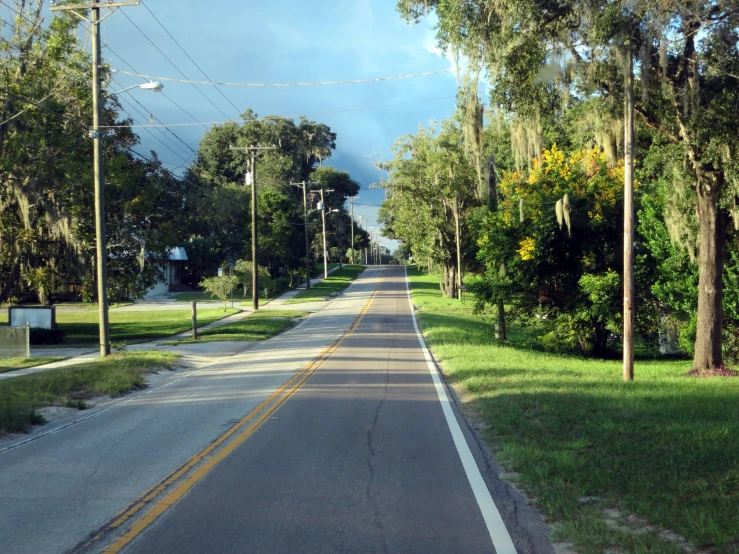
[633,104,679,142]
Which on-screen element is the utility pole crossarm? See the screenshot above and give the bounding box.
[50,2,140,11]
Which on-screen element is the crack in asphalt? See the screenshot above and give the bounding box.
[364,304,399,554]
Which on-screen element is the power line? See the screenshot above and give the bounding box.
[120,10,233,121]
[110,75,195,161]
[112,90,192,166]
[139,0,242,117]
[0,4,200,188]
[98,95,458,128]
[104,44,208,135]
[1,0,202,154]
[110,68,455,87]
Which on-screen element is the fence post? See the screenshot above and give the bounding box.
[191,301,198,340]
[26,322,30,358]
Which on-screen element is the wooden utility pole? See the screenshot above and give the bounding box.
[230,145,277,311]
[623,45,635,382]
[454,194,463,301]
[51,0,140,357]
[289,181,319,289]
[363,219,369,264]
[303,182,311,288]
[319,188,334,278]
[191,302,198,340]
[349,196,359,264]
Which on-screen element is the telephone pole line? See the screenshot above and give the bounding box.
[51,0,140,357]
[318,188,335,279]
[623,45,636,381]
[363,219,369,265]
[348,196,359,264]
[289,180,320,289]
[230,145,277,311]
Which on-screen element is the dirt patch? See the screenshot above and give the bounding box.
[0,362,192,448]
[602,507,696,553]
[686,367,739,378]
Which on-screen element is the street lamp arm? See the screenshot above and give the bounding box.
[109,81,164,96]
[109,84,139,96]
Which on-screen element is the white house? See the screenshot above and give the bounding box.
[144,247,189,298]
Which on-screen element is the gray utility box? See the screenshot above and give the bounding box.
[8,306,57,329]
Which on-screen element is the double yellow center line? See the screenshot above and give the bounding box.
[74,271,384,553]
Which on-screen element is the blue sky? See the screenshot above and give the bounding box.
[71,0,458,249]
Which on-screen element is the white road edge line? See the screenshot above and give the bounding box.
[404,266,518,554]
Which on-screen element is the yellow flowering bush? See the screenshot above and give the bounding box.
[517,237,536,261]
[477,145,628,355]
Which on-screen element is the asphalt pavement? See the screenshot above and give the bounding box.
[0,268,381,554]
[119,267,551,553]
[0,266,553,553]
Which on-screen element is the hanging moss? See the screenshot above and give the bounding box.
[577,99,623,167]
[664,165,698,263]
[485,153,498,212]
[511,114,542,170]
[1,176,79,246]
[461,74,486,201]
[556,198,564,229]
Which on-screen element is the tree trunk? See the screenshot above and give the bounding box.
[440,263,456,298]
[497,299,507,340]
[693,185,726,370]
[454,195,463,300]
[0,255,20,303]
[38,285,48,306]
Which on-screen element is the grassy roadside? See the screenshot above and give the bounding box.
[164,310,308,344]
[0,351,179,435]
[312,262,338,275]
[53,308,238,345]
[1,357,66,373]
[2,308,238,345]
[1,302,132,313]
[407,267,739,553]
[284,265,365,304]
[175,290,272,303]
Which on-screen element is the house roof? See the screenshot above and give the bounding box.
[169,247,188,261]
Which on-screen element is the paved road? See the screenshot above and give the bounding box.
[0,269,379,553]
[0,267,551,553]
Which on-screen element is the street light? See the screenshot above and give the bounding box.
[95,82,161,355]
[322,207,339,277]
[369,227,374,265]
[51,0,149,358]
[110,81,164,96]
[318,188,335,278]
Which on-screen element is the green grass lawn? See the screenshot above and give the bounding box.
[54,308,238,345]
[0,351,178,435]
[2,302,131,312]
[311,262,338,276]
[407,267,739,553]
[55,301,133,309]
[284,265,365,304]
[164,310,308,345]
[175,290,270,303]
[0,357,66,373]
